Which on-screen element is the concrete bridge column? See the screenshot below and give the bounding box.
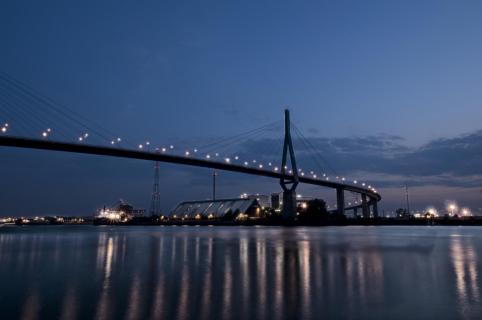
[336,188,345,216]
[362,194,369,218]
[282,190,297,220]
[372,201,379,218]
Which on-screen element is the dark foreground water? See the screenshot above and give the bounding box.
[0,226,481,320]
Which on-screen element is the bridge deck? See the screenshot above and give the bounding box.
[0,136,381,203]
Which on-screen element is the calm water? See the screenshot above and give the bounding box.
[0,225,481,320]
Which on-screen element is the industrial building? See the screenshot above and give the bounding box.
[170,198,262,220]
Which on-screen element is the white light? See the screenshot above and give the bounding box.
[252,160,257,163]
[353,180,358,184]
[117,137,122,142]
[42,132,48,137]
[313,174,317,178]
[170,145,174,149]
[259,164,263,168]
[301,172,305,176]
[268,162,272,166]
[84,133,89,138]
[162,148,166,152]
[225,157,231,163]
[4,123,8,127]
[215,153,219,157]
[47,128,51,133]
[274,167,279,171]
[146,141,150,146]
[78,137,83,141]
[206,154,211,159]
[362,183,366,186]
[244,161,249,166]
[185,151,190,156]
[111,140,115,144]
[234,156,239,160]
[342,177,346,181]
[194,148,198,153]
[138,144,143,149]
[1,127,6,133]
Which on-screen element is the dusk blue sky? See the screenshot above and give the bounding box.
[1,0,482,216]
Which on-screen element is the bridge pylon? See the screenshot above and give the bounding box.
[280,109,299,220]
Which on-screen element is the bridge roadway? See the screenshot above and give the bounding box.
[0,136,381,213]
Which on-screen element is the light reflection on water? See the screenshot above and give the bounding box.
[0,226,481,320]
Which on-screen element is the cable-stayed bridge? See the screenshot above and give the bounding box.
[0,72,380,218]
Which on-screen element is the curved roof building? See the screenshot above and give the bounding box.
[170,198,261,219]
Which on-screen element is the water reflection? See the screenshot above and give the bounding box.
[0,226,481,319]
[450,236,480,319]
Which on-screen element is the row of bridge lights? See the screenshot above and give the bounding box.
[0,123,377,193]
[144,144,378,193]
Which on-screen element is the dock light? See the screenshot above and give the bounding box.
[1,126,7,133]
[111,140,115,145]
[225,157,230,163]
[169,145,174,149]
[462,208,471,216]
[234,156,239,160]
[301,202,307,209]
[289,170,293,174]
[258,164,263,168]
[252,160,257,163]
[146,141,150,146]
[194,148,198,153]
[208,213,214,219]
[447,203,457,216]
[42,131,48,137]
[215,153,219,157]
[138,144,143,149]
[353,180,358,184]
[185,151,190,156]
[326,177,329,181]
[47,128,51,133]
[274,167,279,171]
[313,174,317,178]
[84,133,88,138]
[301,172,305,176]
[244,161,249,166]
[268,162,272,166]
[342,177,346,181]
[426,207,438,217]
[78,136,84,141]
[206,154,211,159]
[162,148,167,152]
[117,137,122,142]
[323,173,326,177]
[362,183,366,186]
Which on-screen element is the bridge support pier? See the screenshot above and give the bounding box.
[353,207,358,217]
[336,188,345,216]
[282,190,298,220]
[372,201,379,218]
[362,194,369,218]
